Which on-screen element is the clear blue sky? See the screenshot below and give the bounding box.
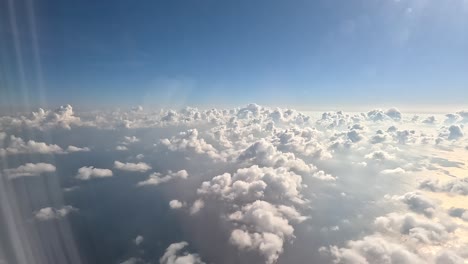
[1,0,468,110]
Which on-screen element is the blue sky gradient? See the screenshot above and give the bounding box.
[1,0,468,110]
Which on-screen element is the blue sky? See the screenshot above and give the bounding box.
[1,0,468,110]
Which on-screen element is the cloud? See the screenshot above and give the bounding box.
[123,136,140,144]
[169,200,184,209]
[116,145,129,151]
[114,161,152,172]
[76,166,113,180]
[448,125,464,140]
[329,234,425,264]
[138,170,188,186]
[134,235,144,246]
[34,205,77,221]
[197,165,305,204]
[189,199,205,215]
[419,178,468,195]
[2,104,468,263]
[423,116,437,124]
[448,208,468,221]
[160,129,224,161]
[0,135,64,155]
[4,163,56,178]
[20,105,82,130]
[391,192,437,217]
[66,145,90,152]
[160,242,205,264]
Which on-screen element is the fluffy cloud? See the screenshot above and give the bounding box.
[0,135,91,156]
[390,192,437,217]
[34,206,77,221]
[2,104,468,264]
[0,135,64,155]
[138,170,188,186]
[448,125,464,140]
[189,199,205,215]
[448,208,468,221]
[66,145,90,152]
[114,161,152,172]
[21,105,82,130]
[160,242,205,264]
[169,200,185,209]
[198,165,305,204]
[76,166,113,180]
[160,129,224,161]
[4,163,56,178]
[329,234,425,264]
[419,178,468,195]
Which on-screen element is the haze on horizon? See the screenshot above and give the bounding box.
[1,0,468,110]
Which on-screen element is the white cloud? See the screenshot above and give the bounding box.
[34,205,77,221]
[391,192,437,217]
[420,178,468,195]
[4,163,56,179]
[160,242,205,264]
[138,170,188,186]
[116,145,129,151]
[114,161,152,172]
[0,135,64,155]
[169,200,184,209]
[76,166,113,180]
[189,199,205,215]
[66,145,90,152]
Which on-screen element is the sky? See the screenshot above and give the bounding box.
[1,0,468,110]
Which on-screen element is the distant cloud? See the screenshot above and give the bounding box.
[0,135,64,155]
[169,200,184,209]
[160,242,205,264]
[138,170,188,186]
[134,235,144,246]
[67,145,90,152]
[189,199,205,215]
[34,205,77,221]
[4,163,56,179]
[114,161,151,172]
[76,166,113,180]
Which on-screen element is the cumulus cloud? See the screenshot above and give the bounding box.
[329,234,425,264]
[0,135,64,155]
[448,125,464,140]
[4,163,56,178]
[66,145,90,152]
[160,129,224,161]
[189,199,205,215]
[2,104,468,264]
[114,161,152,172]
[198,165,305,204]
[160,242,205,264]
[169,200,185,209]
[138,170,188,186]
[419,178,468,195]
[448,208,468,221]
[21,105,82,130]
[390,192,437,217]
[34,206,77,221]
[76,166,113,180]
